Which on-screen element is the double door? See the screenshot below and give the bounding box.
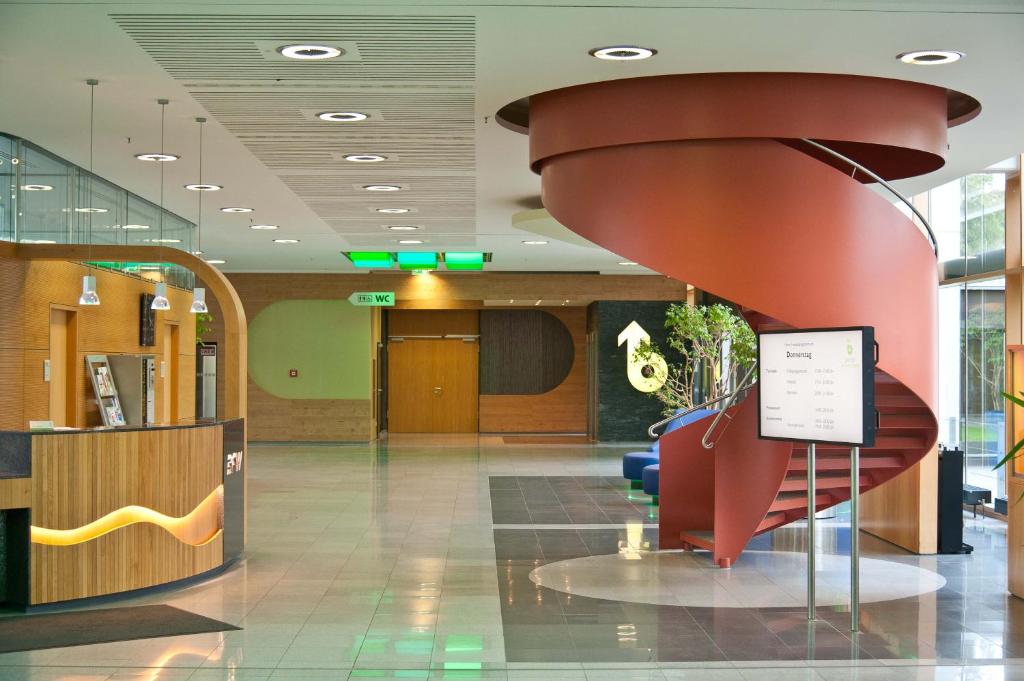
[386,310,479,433]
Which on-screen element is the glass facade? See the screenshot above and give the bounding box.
[935,172,1010,507]
[0,133,195,289]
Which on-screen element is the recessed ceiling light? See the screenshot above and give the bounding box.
[135,153,179,162]
[897,50,963,65]
[205,259,226,265]
[364,184,401,192]
[589,45,657,61]
[386,225,420,231]
[21,184,53,191]
[522,240,548,245]
[273,238,300,244]
[221,207,253,213]
[278,44,343,60]
[121,224,150,230]
[398,239,423,245]
[185,183,222,191]
[343,154,387,163]
[377,207,410,214]
[250,224,278,230]
[619,261,639,266]
[149,238,182,244]
[318,111,368,122]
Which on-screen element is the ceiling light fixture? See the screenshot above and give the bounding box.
[346,251,394,269]
[206,259,226,265]
[21,184,53,191]
[21,238,57,244]
[74,207,108,213]
[185,183,221,191]
[386,225,419,231]
[151,282,171,311]
[376,207,410,214]
[250,224,278,230]
[80,79,101,306]
[220,207,253,213]
[190,117,209,315]
[398,239,423,245]
[443,252,485,271]
[273,238,300,244]
[363,184,401,192]
[396,251,438,271]
[896,50,963,65]
[619,261,639,266]
[278,44,343,60]
[121,224,150,230]
[343,153,387,163]
[522,240,548,245]
[150,238,182,244]
[135,153,179,162]
[589,45,657,61]
[317,111,368,122]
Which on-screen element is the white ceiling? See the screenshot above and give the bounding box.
[1,0,1023,274]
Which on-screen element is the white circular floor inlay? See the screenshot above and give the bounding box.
[529,550,945,608]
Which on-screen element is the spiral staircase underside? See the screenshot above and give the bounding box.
[518,72,979,567]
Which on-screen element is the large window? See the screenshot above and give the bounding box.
[935,171,1009,507]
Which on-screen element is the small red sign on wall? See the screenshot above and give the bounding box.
[288,369,298,378]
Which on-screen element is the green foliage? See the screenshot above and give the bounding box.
[635,303,755,415]
[195,312,215,344]
[997,391,1024,502]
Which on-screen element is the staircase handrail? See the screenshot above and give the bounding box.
[799,138,938,256]
[646,362,758,439]
[701,362,759,449]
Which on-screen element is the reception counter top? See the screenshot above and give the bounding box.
[0,419,245,608]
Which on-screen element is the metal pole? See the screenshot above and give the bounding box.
[850,446,860,632]
[807,442,816,621]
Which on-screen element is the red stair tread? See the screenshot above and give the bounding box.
[788,455,904,471]
[770,491,832,512]
[679,531,715,551]
[779,474,869,492]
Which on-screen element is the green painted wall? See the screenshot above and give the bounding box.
[248,300,371,400]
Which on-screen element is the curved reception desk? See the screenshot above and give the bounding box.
[0,419,244,608]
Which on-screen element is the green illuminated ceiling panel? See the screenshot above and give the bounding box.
[346,251,394,269]
[396,251,438,270]
[442,252,484,271]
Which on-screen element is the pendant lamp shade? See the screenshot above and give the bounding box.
[79,275,100,306]
[151,282,171,311]
[190,287,208,314]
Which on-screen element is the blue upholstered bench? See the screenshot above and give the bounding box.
[622,409,718,491]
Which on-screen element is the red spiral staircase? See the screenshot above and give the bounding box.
[514,73,980,567]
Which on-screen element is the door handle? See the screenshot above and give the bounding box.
[432,386,443,396]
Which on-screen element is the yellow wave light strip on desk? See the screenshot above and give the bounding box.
[31,485,224,547]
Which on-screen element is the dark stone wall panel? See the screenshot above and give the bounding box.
[480,310,574,395]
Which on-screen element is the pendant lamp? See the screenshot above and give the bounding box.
[79,79,101,306]
[190,117,209,314]
[151,99,171,311]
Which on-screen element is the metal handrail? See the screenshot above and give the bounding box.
[799,138,938,256]
[701,363,758,449]
[646,363,758,439]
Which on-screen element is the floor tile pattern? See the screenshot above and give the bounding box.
[489,476,659,525]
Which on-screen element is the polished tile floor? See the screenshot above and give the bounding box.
[0,439,1020,680]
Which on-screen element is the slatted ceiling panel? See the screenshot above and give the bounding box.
[342,234,479,248]
[325,218,477,233]
[112,13,477,234]
[110,15,475,82]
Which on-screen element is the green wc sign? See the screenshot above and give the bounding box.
[347,291,395,307]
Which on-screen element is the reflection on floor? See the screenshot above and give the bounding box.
[0,441,1019,680]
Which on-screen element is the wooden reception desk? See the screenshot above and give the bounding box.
[0,419,244,608]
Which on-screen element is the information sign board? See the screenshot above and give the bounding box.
[757,327,876,446]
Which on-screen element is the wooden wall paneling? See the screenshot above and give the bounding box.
[29,426,223,605]
[0,478,31,510]
[0,254,27,430]
[388,309,479,337]
[479,307,588,433]
[1010,477,1024,597]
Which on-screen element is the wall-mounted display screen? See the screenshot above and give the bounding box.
[757,327,876,447]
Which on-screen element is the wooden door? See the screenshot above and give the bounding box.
[161,322,180,424]
[387,339,479,433]
[48,308,77,427]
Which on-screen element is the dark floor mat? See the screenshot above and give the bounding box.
[0,604,240,653]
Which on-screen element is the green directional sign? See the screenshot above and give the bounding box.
[347,291,395,307]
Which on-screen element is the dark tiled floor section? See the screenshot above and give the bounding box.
[489,475,658,525]
[492,477,1022,664]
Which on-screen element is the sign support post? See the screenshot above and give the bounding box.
[850,445,860,632]
[807,441,816,621]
